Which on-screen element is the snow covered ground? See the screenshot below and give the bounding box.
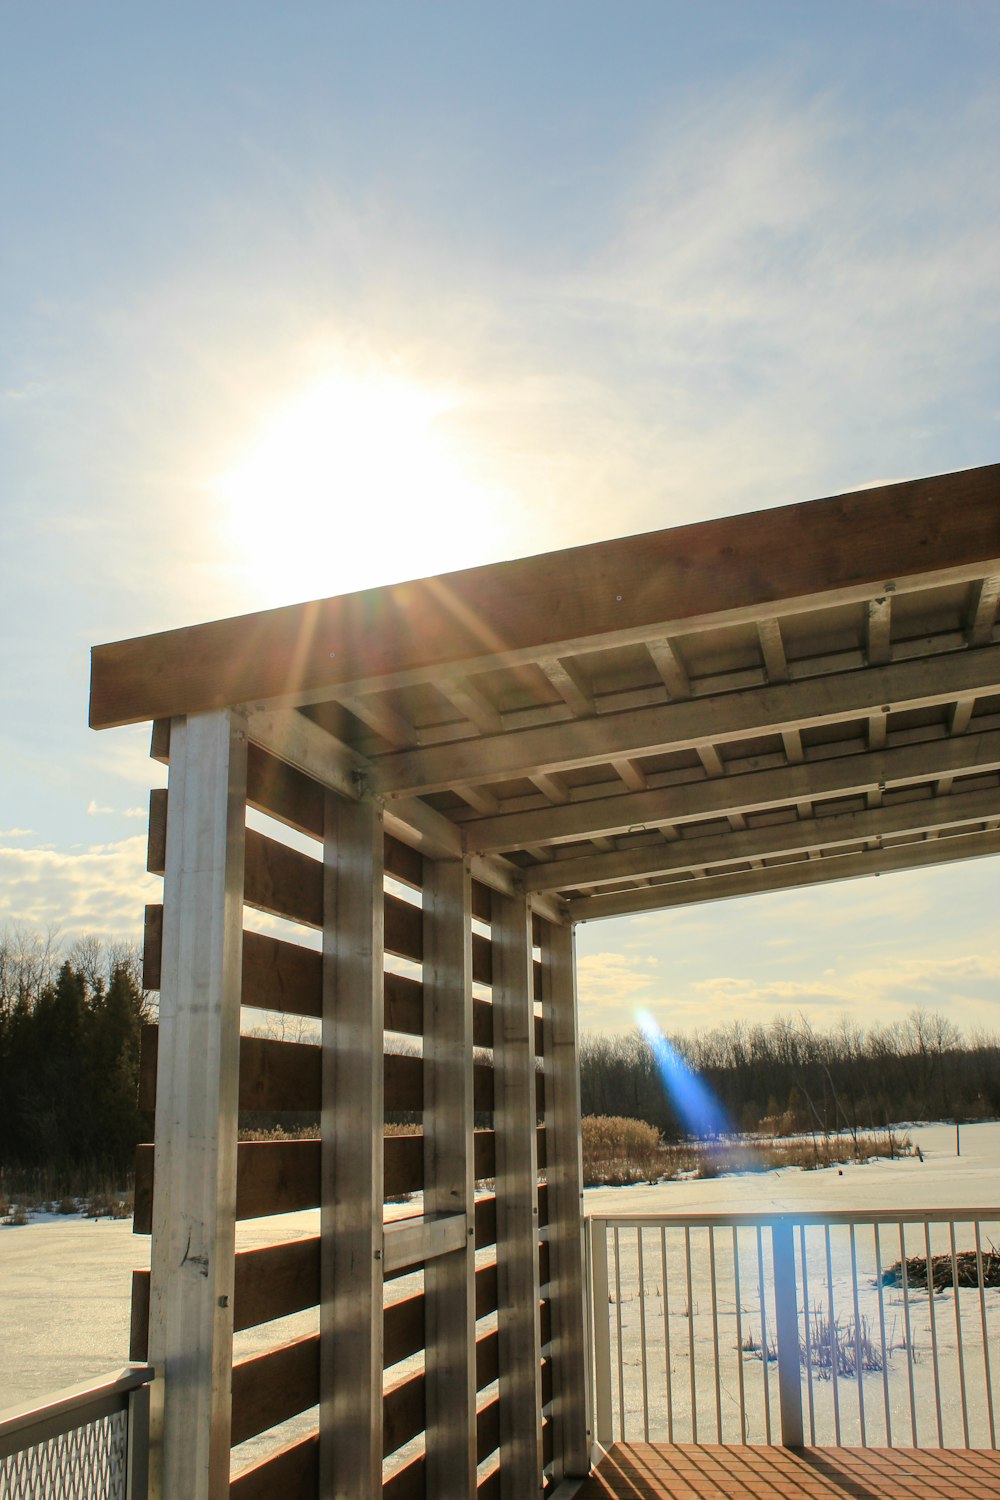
[2,1121,997,1452]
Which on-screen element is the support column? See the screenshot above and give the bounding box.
[148,710,247,1500]
[540,919,590,1479]
[422,857,477,1494]
[321,793,385,1499]
[492,891,543,1496]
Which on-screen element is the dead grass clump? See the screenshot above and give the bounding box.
[881,1245,1000,1291]
[582,1116,662,1186]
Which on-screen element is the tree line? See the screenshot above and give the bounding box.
[580,1010,1000,1139]
[0,927,150,1176]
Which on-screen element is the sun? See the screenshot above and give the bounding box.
[214,366,504,605]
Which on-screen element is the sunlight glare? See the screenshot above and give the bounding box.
[215,368,504,604]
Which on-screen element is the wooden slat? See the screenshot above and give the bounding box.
[475,1195,497,1251]
[241,930,322,1016]
[247,742,325,839]
[478,1466,500,1500]
[385,832,424,888]
[477,1395,501,1463]
[133,1237,324,1355]
[142,1024,329,1115]
[383,1371,426,1458]
[245,828,323,928]
[142,904,163,990]
[382,1453,426,1500]
[130,1269,150,1361]
[475,1261,499,1321]
[386,1052,423,1114]
[92,463,1000,729]
[385,1132,423,1199]
[233,1238,321,1331]
[384,1292,425,1369]
[476,1328,500,1389]
[135,1139,321,1233]
[385,889,422,960]
[228,1433,318,1500]
[230,1333,320,1447]
[147,787,167,874]
[385,971,424,1035]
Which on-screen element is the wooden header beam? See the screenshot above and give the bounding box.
[90,464,1000,729]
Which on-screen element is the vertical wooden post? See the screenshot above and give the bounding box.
[321,793,385,1499]
[423,857,477,1494]
[147,711,247,1500]
[540,918,590,1480]
[492,890,543,1496]
[772,1220,804,1447]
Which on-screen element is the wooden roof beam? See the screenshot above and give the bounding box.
[458,727,1000,852]
[522,783,1000,892]
[645,637,691,700]
[537,657,593,717]
[568,826,1000,921]
[90,464,1000,729]
[372,642,1000,797]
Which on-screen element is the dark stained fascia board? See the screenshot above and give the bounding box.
[89,463,1000,730]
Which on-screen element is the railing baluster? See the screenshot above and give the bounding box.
[873,1223,892,1448]
[800,1224,816,1446]
[733,1226,747,1444]
[686,1226,697,1443]
[637,1227,649,1442]
[824,1225,841,1446]
[900,1222,919,1446]
[950,1221,970,1449]
[849,1225,866,1446]
[925,1220,945,1446]
[975,1221,997,1448]
[709,1225,723,1442]
[613,1226,624,1440]
[756,1224,772,1445]
[660,1224,674,1443]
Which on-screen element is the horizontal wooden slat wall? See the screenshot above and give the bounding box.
[136,740,563,1498]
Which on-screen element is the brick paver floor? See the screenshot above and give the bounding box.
[573,1443,1000,1499]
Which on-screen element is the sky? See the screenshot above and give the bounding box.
[1,1,998,1041]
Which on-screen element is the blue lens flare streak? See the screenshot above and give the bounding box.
[637,1009,730,1139]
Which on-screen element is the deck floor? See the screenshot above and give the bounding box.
[574,1443,1000,1499]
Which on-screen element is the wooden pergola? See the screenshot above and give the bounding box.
[89,462,1000,1500]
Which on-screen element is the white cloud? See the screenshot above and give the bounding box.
[0,827,34,838]
[0,837,158,942]
[87,799,115,816]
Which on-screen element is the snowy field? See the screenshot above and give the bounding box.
[2,1121,997,1455]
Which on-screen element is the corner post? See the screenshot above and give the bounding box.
[147,710,247,1500]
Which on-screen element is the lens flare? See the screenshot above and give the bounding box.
[636,1010,730,1138]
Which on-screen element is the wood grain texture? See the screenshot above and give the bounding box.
[91,464,1000,728]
